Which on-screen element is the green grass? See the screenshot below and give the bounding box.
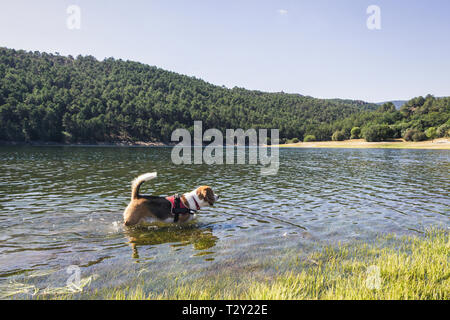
[67,229,449,300]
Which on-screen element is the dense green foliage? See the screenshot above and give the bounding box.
[361,124,394,142]
[1,48,448,143]
[331,130,346,141]
[403,128,427,142]
[305,97,450,142]
[0,47,378,143]
[303,135,316,142]
[350,127,361,139]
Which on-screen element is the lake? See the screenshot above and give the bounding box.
[0,146,448,298]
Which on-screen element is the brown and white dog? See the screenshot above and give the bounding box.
[123,172,219,226]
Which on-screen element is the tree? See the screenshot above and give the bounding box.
[362,124,393,142]
[425,127,437,141]
[403,128,427,142]
[412,131,427,142]
[437,123,450,137]
[350,127,361,139]
[332,130,347,141]
[303,135,316,142]
[377,102,396,113]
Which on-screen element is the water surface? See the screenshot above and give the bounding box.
[0,146,448,297]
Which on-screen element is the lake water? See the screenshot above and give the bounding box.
[0,146,449,298]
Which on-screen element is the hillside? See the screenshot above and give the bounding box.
[376,100,407,109]
[305,96,450,142]
[0,47,377,143]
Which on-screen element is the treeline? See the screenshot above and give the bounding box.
[0,47,377,143]
[1,47,448,144]
[299,96,450,143]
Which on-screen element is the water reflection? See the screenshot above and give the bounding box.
[124,224,218,259]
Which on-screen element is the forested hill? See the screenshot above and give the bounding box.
[0,47,377,143]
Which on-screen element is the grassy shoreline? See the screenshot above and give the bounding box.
[277,138,450,150]
[49,229,449,300]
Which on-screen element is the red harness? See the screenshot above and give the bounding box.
[166,195,187,210]
[165,195,200,222]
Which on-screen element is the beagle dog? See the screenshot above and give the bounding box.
[123,172,219,226]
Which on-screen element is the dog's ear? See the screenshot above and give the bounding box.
[198,186,215,206]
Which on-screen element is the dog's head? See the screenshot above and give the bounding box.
[196,186,219,207]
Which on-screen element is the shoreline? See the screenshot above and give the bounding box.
[1,138,449,150]
[276,138,450,150]
[36,229,449,300]
[0,140,170,147]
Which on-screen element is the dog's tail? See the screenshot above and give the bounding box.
[131,172,157,200]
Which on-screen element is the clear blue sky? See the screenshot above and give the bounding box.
[1,0,449,102]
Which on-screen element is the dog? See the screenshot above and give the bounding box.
[123,172,219,226]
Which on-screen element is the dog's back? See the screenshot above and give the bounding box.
[124,172,172,226]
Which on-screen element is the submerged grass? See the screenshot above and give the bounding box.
[53,228,449,300]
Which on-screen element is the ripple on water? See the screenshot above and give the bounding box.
[0,146,448,295]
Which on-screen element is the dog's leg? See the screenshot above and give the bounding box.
[124,212,141,227]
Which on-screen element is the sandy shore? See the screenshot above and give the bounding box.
[277,138,450,150]
[2,138,449,149]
